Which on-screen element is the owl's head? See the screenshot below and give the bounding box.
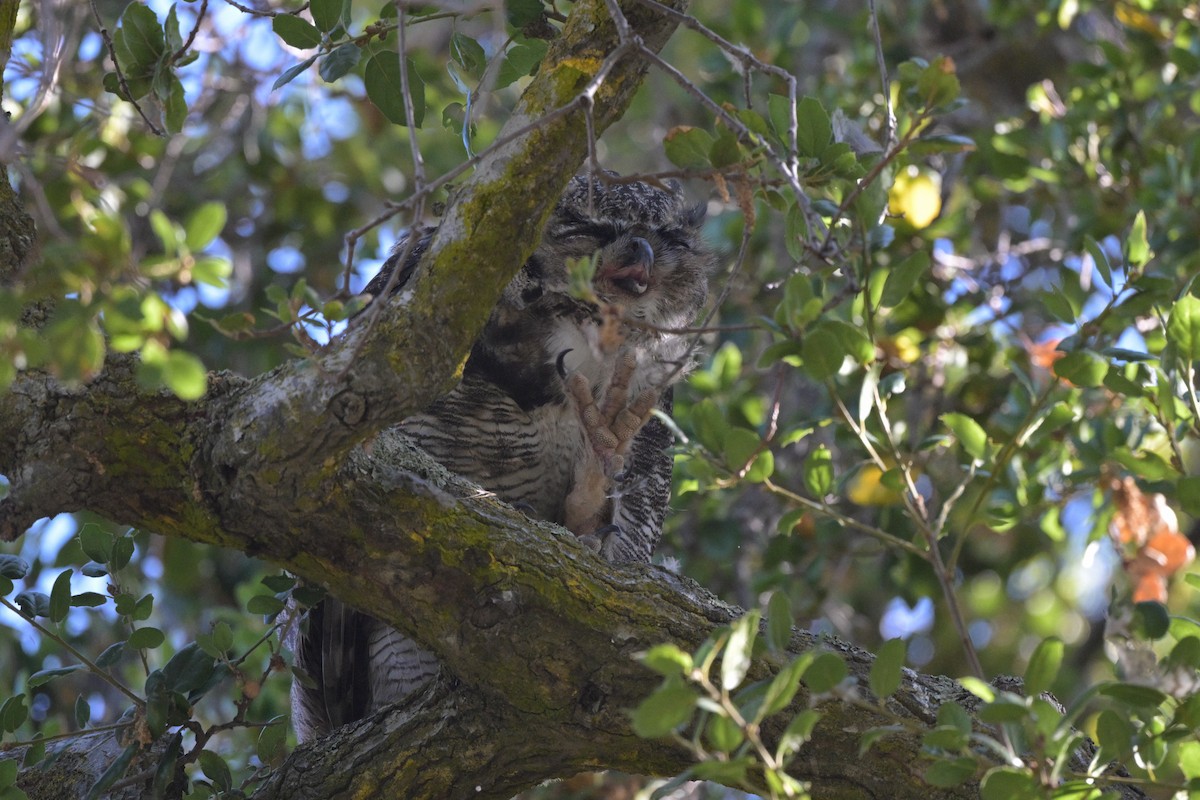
[519,173,713,329]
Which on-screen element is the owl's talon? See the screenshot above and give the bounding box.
[556,349,573,379]
[564,348,658,481]
[579,524,622,554]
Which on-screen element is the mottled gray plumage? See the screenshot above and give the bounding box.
[290,173,713,741]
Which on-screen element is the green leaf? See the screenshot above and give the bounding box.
[978,699,1030,723]
[21,733,45,769]
[191,256,232,288]
[494,40,547,88]
[868,638,906,699]
[1097,682,1168,709]
[128,627,166,650]
[0,694,27,733]
[705,712,745,753]
[942,412,988,461]
[0,760,15,789]
[152,734,183,799]
[96,643,125,669]
[272,15,322,49]
[909,133,976,155]
[1041,289,1078,323]
[163,643,223,700]
[247,594,286,615]
[319,42,361,82]
[1127,209,1151,267]
[506,0,543,27]
[980,767,1037,800]
[14,591,50,618]
[686,756,754,786]
[776,709,820,761]
[803,652,847,693]
[781,272,821,329]
[767,93,794,141]
[783,202,808,261]
[924,756,977,788]
[801,327,843,380]
[272,55,318,91]
[1132,600,1170,639]
[84,743,137,800]
[1023,637,1062,696]
[257,716,289,766]
[70,592,107,608]
[212,620,234,653]
[80,524,114,564]
[27,665,84,688]
[450,32,486,77]
[709,128,745,169]
[915,56,961,109]
[937,700,972,734]
[162,351,207,400]
[640,644,693,677]
[1167,294,1200,361]
[721,610,760,691]
[75,695,91,728]
[1179,476,1200,519]
[1053,350,1108,387]
[309,0,346,32]
[1083,235,1113,288]
[823,320,874,364]
[758,652,813,720]
[262,573,296,592]
[198,750,233,793]
[115,4,166,72]
[766,591,793,653]
[161,71,186,133]
[185,203,227,251]
[0,555,29,580]
[49,568,73,623]
[803,445,834,496]
[663,126,715,169]
[630,678,698,738]
[795,96,832,157]
[722,427,760,471]
[364,53,426,127]
[132,593,154,622]
[1094,709,1133,761]
[880,251,930,308]
[111,536,135,571]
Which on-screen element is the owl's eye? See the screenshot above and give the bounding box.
[554,222,618,244]
[658,230,693,252]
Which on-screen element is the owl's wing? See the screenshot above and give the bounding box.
[288,597,371,740]
[362,226,436,300]
[605,388,676,563]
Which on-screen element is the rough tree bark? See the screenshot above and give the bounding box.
[0,0,1144,798]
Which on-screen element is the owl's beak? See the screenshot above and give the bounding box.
[600,237,654,295]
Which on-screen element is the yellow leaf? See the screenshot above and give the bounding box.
[846,464,904,506]
[888,168,942,229]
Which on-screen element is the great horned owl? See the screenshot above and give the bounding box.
[290,173,713,740]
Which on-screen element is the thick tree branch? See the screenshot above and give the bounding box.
[0,0,1148,797]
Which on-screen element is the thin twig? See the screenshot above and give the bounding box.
[0,596,145,708]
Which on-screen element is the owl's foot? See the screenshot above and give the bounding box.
[560,348,658,539]
[565,349,658,478]
[578,524,621,555]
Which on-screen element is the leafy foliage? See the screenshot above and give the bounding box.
[2,0,1200,797]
